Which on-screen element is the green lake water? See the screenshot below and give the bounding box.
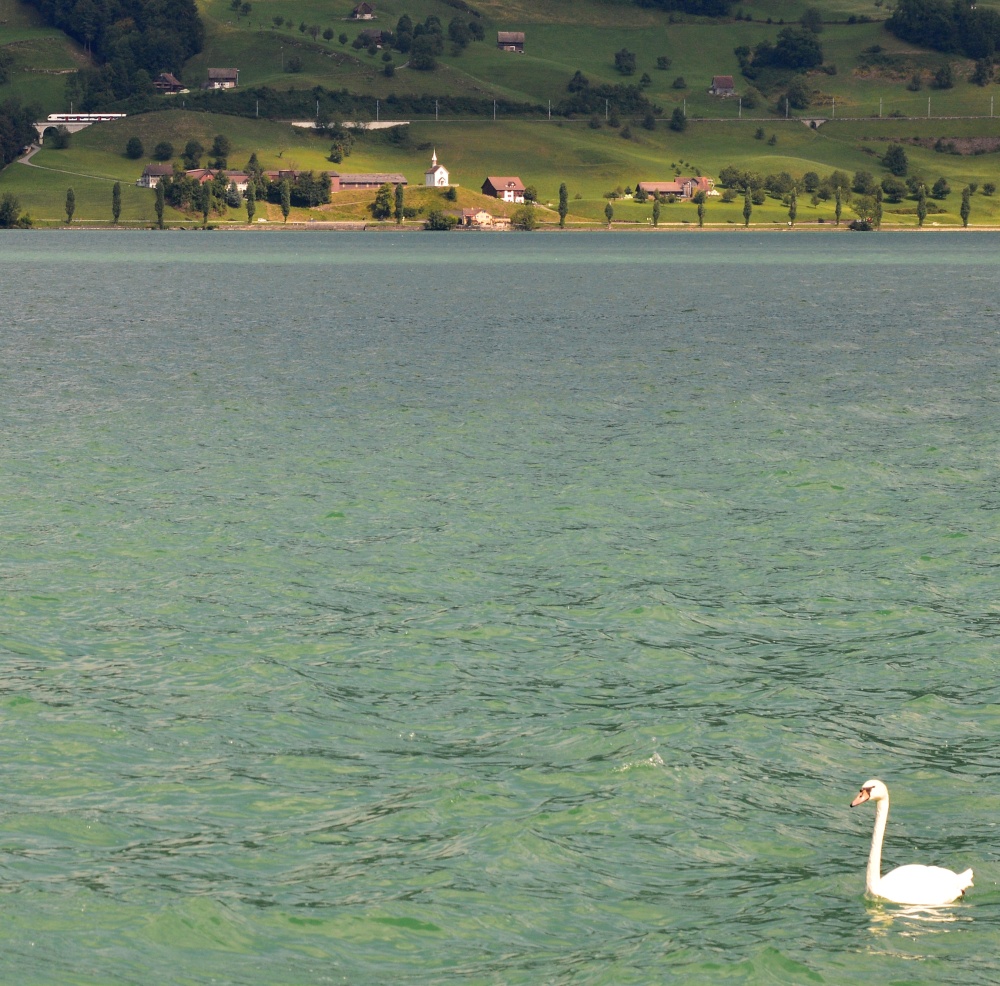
[1,230,998,984]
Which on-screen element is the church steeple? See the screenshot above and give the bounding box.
[431,149,438,167]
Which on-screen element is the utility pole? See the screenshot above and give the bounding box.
[879,97,882,119]
[738,96,741,119]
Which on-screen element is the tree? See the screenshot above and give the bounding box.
[788,188,797,225]
[873,186,883,229]
[932,63,953,89]
[672,76,687,89]
[971,58,993,86]
[800,6,823,32]
[410,34,439,70]
[200,184,210,225]
[65,187,75,223]
[155,183,165,228]
[372,182,394,220]
[881,175,907,202]
[112,181,121,224]
[917,183,927,226]
[246,183,256,223]
[154,141,173,161]
[652,196,661,227]
[557,183,568,227]
[604,201,614,227]
[743,189,752,226]
[125,136,144,159]
[960,185,971,226]
[50,125,71,149]
[669,107,687,132]
[394,182,404,224]
[931,176,950,199]
[834,185,842,225]
[984,182,997,196]
[656,55,672,70]
[511,205,538,230]
[211,134,232,160]
[695,190,706,227]
[323,27,334,41]
[183,139,204,169]
[614,48,636,75]
[424,209,457,230]
[0,192,30,228]
[280,180,291,222]
[882,144,908,176]
[339,32,348,44]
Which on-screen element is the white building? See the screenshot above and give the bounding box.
[424,150,449,187]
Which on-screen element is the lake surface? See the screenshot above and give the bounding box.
[1,230,998,985]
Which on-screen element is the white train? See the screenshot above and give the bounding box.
[46,113,127,122]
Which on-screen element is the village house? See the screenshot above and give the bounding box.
[637,176,717,200]
[358,28,386,47]
[137,163,174,188]
[153,72,184,93]
[351,2,375,19]
[496,31,525,52]
[205,68,239,89]
[481,176,525,202]
[188,169,250,192]
[424,150,449,187]
[458,208,496,227]
[709,75,736,96]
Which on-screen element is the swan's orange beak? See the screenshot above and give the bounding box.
[850,788,871,807]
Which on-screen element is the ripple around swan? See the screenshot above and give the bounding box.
[1,231,999,984]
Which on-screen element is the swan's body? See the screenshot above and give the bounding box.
[851,779,973,906]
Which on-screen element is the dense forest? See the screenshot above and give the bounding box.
[0,100,38,168]
[887,0,1000,58]
[23,0,203,104]
[634,0,733,18]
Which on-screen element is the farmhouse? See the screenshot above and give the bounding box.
[358,28,386,47]
[351,2,375,18]
[424,150,449,187]
[709,75,736,96]
[497,31,525,52]
[137,163,174,188]
[205,68,239,89]
[153,72,184,93]
[637,176,717,199]
[481,176,525,202]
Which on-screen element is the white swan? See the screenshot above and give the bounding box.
[850,778,973,906]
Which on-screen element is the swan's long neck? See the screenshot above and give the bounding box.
[867,795,888,894]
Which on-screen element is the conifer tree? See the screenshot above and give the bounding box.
[112,182,121,224]
[65,187,75,223]
[558,183,568,228]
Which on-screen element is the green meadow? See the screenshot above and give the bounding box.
[4,107,1000,226]
[4,0,1000,225]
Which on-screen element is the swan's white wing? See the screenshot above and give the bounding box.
[877,864,973,906]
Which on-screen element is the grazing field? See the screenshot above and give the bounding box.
[4,0,1000,225]
[4,108,1000,226]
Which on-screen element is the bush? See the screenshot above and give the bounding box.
[153,141,174,161]
[425,209,457,230]
[669,107,686,132]
[614,48,636,75]
[931,176,950,198]
[125,136,144,159]
[882,143,908,176]
[671,76,687,89]
[656,55,672,70]
[511,205,538,230]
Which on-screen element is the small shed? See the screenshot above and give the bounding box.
[497,31,525,53]
[352,2,375,18]
[709,75,736,96]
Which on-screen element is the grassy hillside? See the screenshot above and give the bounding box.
[4,107,1000,226]
[4,0,1000,225]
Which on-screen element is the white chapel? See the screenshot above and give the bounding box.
[424,150,449,187]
